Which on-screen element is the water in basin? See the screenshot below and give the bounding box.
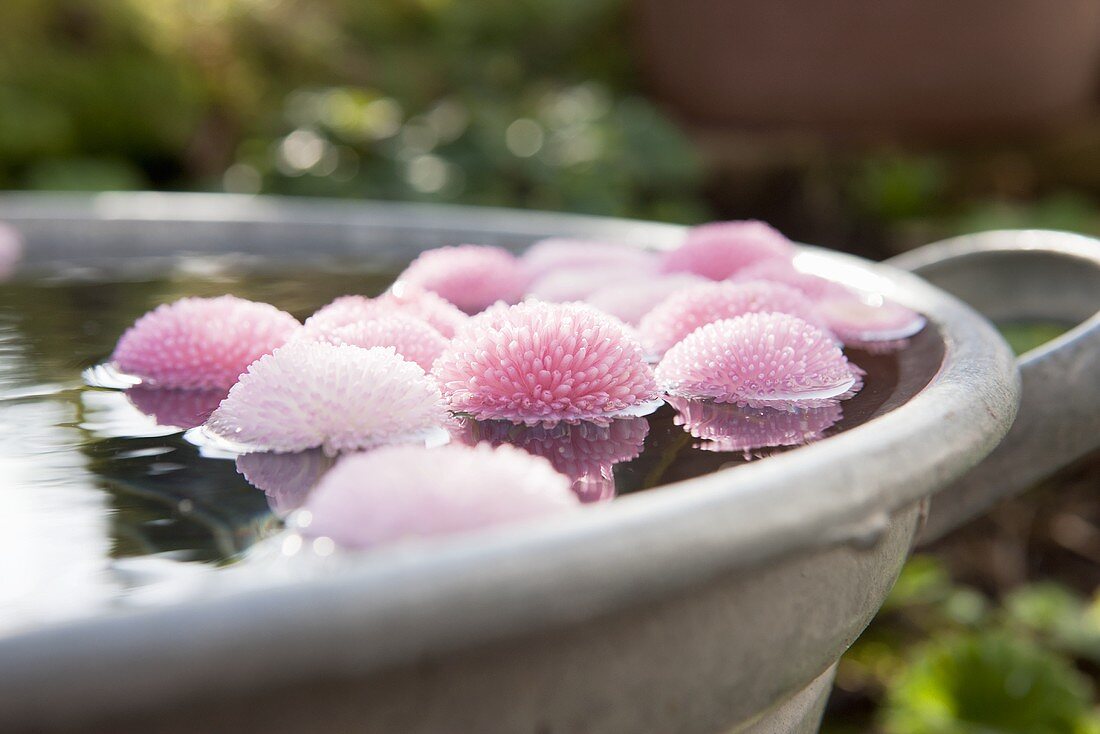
[0,257,944,635]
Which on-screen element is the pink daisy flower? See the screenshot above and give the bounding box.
[660,220,796,280]
[668,396,842,454]
[586,274,707,326]
[296,313,448,371]
[460,416,649,502]
[816,294,927,351]
[395,244,529,314]
[656,312,862,408]
[379,282,468,338]
[433,301,660,425]
[298,443,579,550]
[731,258,850,302]
[521,238,659,279]
[111,296,300,390]
[236,450,335,517]
[526,266,642,303]
[206,342,448,455]
[302,296,390,334]
[125,386,228,429]
[638,280,822,355]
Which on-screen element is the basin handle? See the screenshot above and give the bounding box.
[888,230,1100,542]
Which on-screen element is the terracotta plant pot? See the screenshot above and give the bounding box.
[634,0,1100,136]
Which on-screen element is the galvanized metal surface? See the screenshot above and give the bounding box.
[0,194,1027,733]
[890,230,1100,542]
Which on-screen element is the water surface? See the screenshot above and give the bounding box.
[0,258,944,635]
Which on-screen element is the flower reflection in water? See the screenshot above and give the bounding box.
[668,396,842,457]
[460,416,649,502]
[236,449,336,516]
[125,386,228,430]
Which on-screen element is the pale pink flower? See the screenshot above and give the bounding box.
[111,296,300,389]
[586,274,707,326]
[817,294,926,352]
[521,237,659,279]
[379,282,468,337]
[299,443,579,550]
[731,258,850,302]
[395,244,529,314]
[660,221,795,280]
[297,313,448,371]
[434,301,659,425]
[206,342,447,455]
[656,312,862,408]
[639,280,822,355]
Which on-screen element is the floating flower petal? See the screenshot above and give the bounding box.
[660,221,796,280]
[434,301,659,425]
[125,386,228,429]
[460,416,649,502]
[111,296,300,389]
[299,443,578,550]
[817,294,927,351]
[206,342,447,455]
[586,274,707,326]
[521,238,659,279]
[656,312,861,408]
[396,244,528,314]
[297,313,448,371]
[668,396,842,454]
[639,280,822,355]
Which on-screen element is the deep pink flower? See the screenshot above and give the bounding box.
[125,386,228,429]
[297,313,448,371]
[521,238,659,279]
[206,342,447,455]
[817,294,926,351]
[299,443,579,550]
[660,221,795,280]
[639,280,822,355]
[460,416,649,502]
[236,450,335,517]
[395,244,529,314]
[111,296,300,389]
[656,312,861,408]
[668,396,842,454]
[434,301,659,425]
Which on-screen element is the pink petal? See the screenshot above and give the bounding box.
[396,244,529,314]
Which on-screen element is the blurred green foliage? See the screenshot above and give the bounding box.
[0,0,704,221]
[829,556,1100,733]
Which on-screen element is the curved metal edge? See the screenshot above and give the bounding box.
[890,229,1100,541]
[0,193,1020,728]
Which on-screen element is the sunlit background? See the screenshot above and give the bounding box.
[2,1,1100,731]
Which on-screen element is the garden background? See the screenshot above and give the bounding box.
[3,2,1099,730]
